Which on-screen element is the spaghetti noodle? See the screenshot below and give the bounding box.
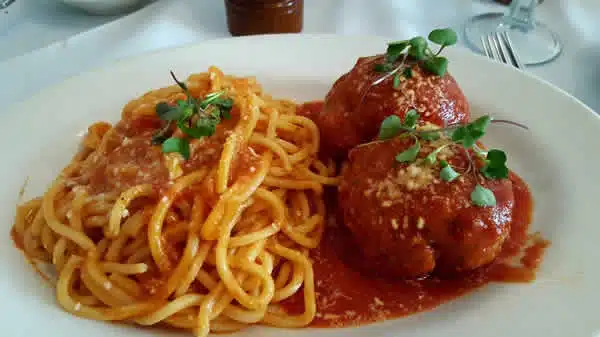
[12,66,338,336]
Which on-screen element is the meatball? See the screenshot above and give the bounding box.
[338,136,514,279]
[316,55,470,157]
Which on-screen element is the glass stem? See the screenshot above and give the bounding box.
[503,0,537,32]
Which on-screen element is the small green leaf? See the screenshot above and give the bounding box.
[162,137,190,160]
[450,126,467,142]
[378,115,402,140]
[395,139,421,163]
[393,73,401,89]
[408,36,428,60]
[420,131,441,141]
[423,56,448,76]
[177,119,211,138]
[155,102,171,116]
[440,164,460,182]
[461,134,477,148]
[481,149,509,179]
[471,185,496,207]
[195,118,218,137]
[428,28,458,46]
[216,97,234,111]
[386,41,408,63]
[482,166,509,179]
[402,109,420,129]
[155,103,185,121]
[374,63,394,73]
[402,67,413,79]
[451,116,492,149]
[486,149,507,165]
[470,115,492,134]
[422,151,438,165]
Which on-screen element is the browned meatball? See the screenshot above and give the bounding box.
[338,136,514,278]
[316,55,470,157]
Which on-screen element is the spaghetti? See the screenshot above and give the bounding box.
[12,66,338,336]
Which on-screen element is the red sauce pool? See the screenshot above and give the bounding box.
[286,102,549,327]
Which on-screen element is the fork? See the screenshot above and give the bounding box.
[480,30,525,69]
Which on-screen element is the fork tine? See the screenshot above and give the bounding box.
[487,34,503,63]
[499,30,525,69]
[494,31,514,67]
[480,35,492,58]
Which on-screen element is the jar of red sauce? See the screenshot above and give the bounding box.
[225,0,303,36]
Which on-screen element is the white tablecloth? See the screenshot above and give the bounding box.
[2,0,599,113]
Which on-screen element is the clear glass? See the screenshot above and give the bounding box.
[464,0,562,65]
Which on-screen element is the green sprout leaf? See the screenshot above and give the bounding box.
[451,115,492,148]
[378,115,403,140]
[393,72,402,89]
[155,102,171,116]
[481,149,509,179]
[471,184,496,207]
[374,63,394,73]
[395,139,421,163]
[402,67,413,79]
[428,28,458,46]
[386,41,409,63]
[439,160,460,182]
[402,109,420,129]
[195,117,219,137]
[419,130,441,141]
[152,71,235,160]
[471,115,492,133]
[162,137,190,160]
[408,36,428,60]
[423,56,449,76]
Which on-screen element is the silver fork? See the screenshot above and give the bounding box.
[480,30,525,70]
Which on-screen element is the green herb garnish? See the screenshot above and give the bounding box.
[151,71,234,159]
[161,137,190,160]
[372,27,457,85]
[428,28,458,51]
[402,109,419,129]
[377,109,419,140]
[481,149,509,179]
[471,184,497,207]
[395,137,421,163]
[451,115,491,148]
[378,115,403,140]
[375,111,526,207]
[439,160,460,182]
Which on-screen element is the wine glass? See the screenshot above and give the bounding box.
[464,0,562,65]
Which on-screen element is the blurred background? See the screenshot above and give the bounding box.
[1,0,599,111]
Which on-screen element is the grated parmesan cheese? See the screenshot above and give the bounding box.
[416,217,425,229]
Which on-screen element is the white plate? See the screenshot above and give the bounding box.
[1,34,599,337]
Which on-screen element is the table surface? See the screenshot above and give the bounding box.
[2,0,599,113]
